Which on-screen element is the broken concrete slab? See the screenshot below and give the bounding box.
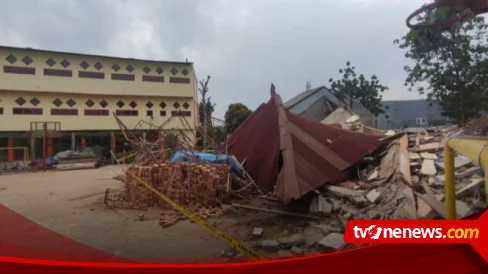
[411,175,420,185]
[259,240,280,251]
[456,200,472,218]
[368,170,379,181]
[417,197,437,219]
[414,142,444,153]
[325,185,364,197]
[325,185,368,205]
[421,159,437,176]
[278,234,306,248]
[252,227,264,237]
[416,193,446,219]
[303,230,325,247]
[456,179,484,198]
[436,155,472,170]
[309,196,332,214]
[290,246,304,254]
[420,153,438,160]
[455,167,480,179]
[409,153,421,160]
[366,189,381,203]
[317,233,345,250]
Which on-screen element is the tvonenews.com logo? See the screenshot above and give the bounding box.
[353,225,480,240]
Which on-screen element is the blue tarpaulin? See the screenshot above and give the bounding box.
[170,150,243,176]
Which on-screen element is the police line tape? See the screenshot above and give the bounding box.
[126,170,268,261]
[110,152,267,261]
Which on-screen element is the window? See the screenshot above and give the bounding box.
[147,110,153,117]
[51,108,78,116]
[84,109,109,116]
[0,108,3,114]
[416,118,427,125]
[171,110,191,117]
[160,110,166,116]
[116,110,138,116]
[13,108,42,115]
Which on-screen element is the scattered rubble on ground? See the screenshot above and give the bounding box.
[103,86,486,258]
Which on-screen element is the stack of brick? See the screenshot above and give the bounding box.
[124,162,230,226]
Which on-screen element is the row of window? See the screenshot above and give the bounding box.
[13,96,191,110]
[3,66,191,84]
[5,54,190,76]
[0,107,191,117]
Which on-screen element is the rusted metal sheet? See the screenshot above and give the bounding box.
[227,84,382,204]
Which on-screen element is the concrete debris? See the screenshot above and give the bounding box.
[414,142,444,153]
[436,155,472,170]
[290,246,304,254]
[366,189,381,203]
[317,233,345,250]
[252,227,264,237]
[303,230,325,247]
[385,130,396,136]
[456,200,472,218]
[259,240,280,251]
[368,170,379,181]
[421,159,437,176]
[456,179,484,198]
[309,196,332,214]
[420,153,438,160]
[278,234,306,248]
[411,175,420,185]
[409,153,421,160]
[455,166,480,179]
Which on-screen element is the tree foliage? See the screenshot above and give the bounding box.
[198,97,215,127]
[328,61,388,116]
[395,9,488,124]
[224,103,252,134]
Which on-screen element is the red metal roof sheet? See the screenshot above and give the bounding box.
[226,84,382,204]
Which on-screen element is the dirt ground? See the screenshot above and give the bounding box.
[0,166,233,260]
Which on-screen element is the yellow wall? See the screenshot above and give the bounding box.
[0,91,195,131]
[0,47,199,132]
[0,47,196,98]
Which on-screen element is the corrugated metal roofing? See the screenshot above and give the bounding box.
[227,84,383,204]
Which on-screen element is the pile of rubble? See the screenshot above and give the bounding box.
[107,86,486,258]
[124,162,230,226]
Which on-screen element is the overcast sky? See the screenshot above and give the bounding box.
[0,0,427,118]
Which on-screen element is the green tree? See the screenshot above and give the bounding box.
[198,97,215,127]
[328,61,388,116]
[224,103,252,134]
[395,9,488,124]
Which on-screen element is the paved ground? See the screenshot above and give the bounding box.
[0,166,229,260]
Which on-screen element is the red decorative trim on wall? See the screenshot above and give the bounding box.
[3,66,35,75]
[12,108,42,115]
[78,71,105,79]
[51,108,78,116]
[115,110,138,116]
[44,68,72,77]
[84,109,109,116]
[142,75,164,83]
[111,73,135,81]
[169,77,191,84]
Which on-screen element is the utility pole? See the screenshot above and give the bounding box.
[199,75,211,149]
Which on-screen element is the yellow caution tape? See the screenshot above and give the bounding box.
[113,152,136,162]
[111,152,267,261]
[126,171,267,261]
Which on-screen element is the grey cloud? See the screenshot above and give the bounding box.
[0,0,426,118]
